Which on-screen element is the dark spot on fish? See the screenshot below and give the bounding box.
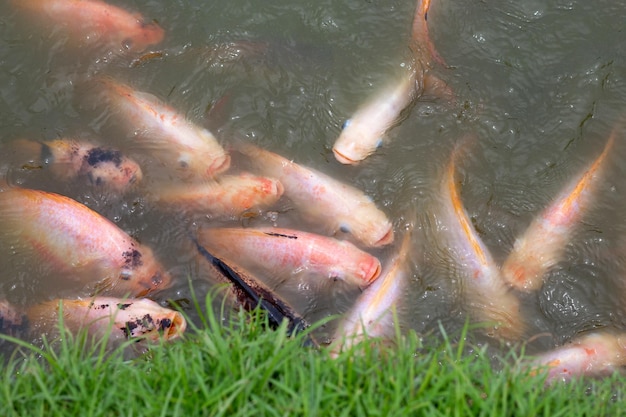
[40,143,53,165]
[264,232,298,239]
[95,304,110,310]
[121,314,155,338]
[150,272,163,286]
[122,249,143,268]
[86,171,103,187]
[117,303,132,310]
[158,318,172,332]
[85,147,123,168]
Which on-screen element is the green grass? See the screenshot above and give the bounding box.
[1,291,624,417]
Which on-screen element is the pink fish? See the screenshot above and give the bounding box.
[235,141,393,247]
[26,296,186,344]
[149,173,283,217]
[11,0,164,53]
[438,140,525,341]
[331,228,413,354]
[10,138,142,192]
[525,331,626,384]
[96,77,230,181]
[0,186,171,297]
[502,130,616,292]
[332,0,451,165]
[196,227,382,288]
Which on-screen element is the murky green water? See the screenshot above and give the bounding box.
[0,0,625,358]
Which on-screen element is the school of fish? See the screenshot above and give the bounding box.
[0,0,624,385]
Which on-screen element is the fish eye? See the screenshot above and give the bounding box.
[339,224,350,233]
[341,119,351,130]
[120,271,132,281]
[376,138,383,149]
[122,38,134,51]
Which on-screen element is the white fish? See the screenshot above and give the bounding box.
[437,139,525,342]
[235,141,394,247]
[502,130,616,292]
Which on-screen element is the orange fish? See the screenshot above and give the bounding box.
[10,138,142,192]
[438,139,525,342]
[26,296,186,344]
[149,173,283,217]
[502,130,616,292]
[235,141,393,247]
[525,331,626,384]
[332,0,450,165]
[197,227,382,288]
[332,228,413,354]
[0,186,170,297]
[11,0,164,53]
[96,77,230,181]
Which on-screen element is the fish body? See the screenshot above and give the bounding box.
[11,0,164,52]
[236,142,393,247]
[26,296,186,343]
[526,331,626,384]
[0,299,28,336]
[502,132,616,292]
[12,138,142,192]
[439,142,525,341]
[150,173,283,217]
[332,229,413,353]
[197,227,382,288]
[0,187,170,297]
[98,78,230,180]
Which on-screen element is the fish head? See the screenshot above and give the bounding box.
[119,19,165,53]
[340,208,395,247]
[81,147,143,191]
[333,119,383,165]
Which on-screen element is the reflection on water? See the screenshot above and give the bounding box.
[0,0,625,360]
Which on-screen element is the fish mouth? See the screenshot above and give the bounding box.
[363,260,382,287]
[208,153,231,177]
[162,312,187,340]
[332,147,359,165]
[373,226,395,247]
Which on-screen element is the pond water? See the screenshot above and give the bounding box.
[0,0,625,360]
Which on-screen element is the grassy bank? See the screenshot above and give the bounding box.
[1,293,623,417]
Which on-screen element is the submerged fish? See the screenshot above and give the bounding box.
[331,228,413,354]
[10,138,142,192]
[524,331,626,384]
[10,0,164,53]
[197,227,382,288]
[438,140,525,342]
[235,141,393,247]
[150,173,283,217]
[0,299,28,336]
[95,77,230,181]
[502,130,616,292]
[332,0,450,165]
[0,186,171,297]
[26,296,186,343]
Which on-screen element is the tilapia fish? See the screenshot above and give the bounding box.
[10,138,142,192]
[26,296,186,343]
[502,130,617,292]
[149,173,283,217]
[331,228,413,354]
[10,0,164,53]
[95,77,230,181]
[235,141,393,247]
[196,227,381,288]
[332,0,450,165]
[524,331,626,384]
[0,186,171,297]
[437,140,525,342]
